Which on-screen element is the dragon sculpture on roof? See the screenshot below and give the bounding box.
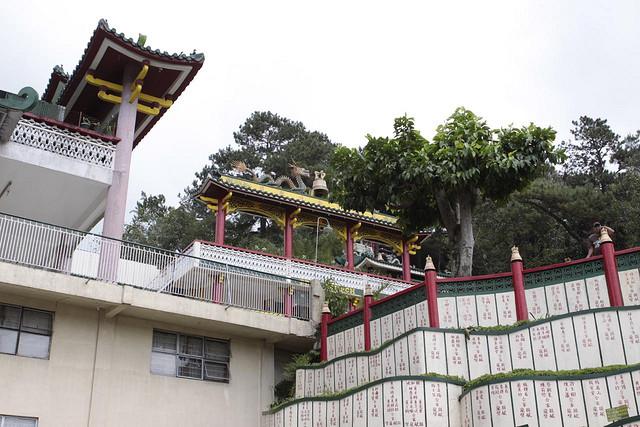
[231,160,310,194]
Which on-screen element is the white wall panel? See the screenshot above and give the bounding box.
[596,311,625,366]
[460,394,473,427]
[367,384,383,427]
[621,309,640,364]
[326,400,339,427]
[583,377,610,426]
[352,391,366,427]
[424,331,447,375]
[496,291,516,325]
[298,401,312,427]
[438,297,458,328]
[313,402,326,427]
[408,331,426,375]
[383,381,403,426]
[284,404,298,427]
[344,328,355,355]
[445,333,468,379]
[315,369,324,396]
[368,352,382,382]
[456,295,478,328]
[327,335,336,361]
[335,332,345,358]
[339,395,352,427]
[586,275,610,308]
[488,334,512,374]
[370,318,381,350]
[558,380,587,427]
[353,324,365,353]
[512,380,539,427]
[334,359,346,392]
[510,330,534,370]
[380,314,393,344]
[345,357,357,390]
[535,380,562,427]
[620,268,640,305]
[477,294,498,327]
[402,380,426,427]
[356,356,368,387]
[574,313,601,368]
[394,338,410,376]
[489,383,514,427]
[608,373,638,416]
[403,304,417,332]
[324,364,335,393]
[295,369,304,399]
[425,381,449,427]
[415,300,429,328]
[551,318,579,370]
[526,287,547,320]
[565,280,589,312]
[392,309,405,338]
[304,369,314,398]
[381,346,396,379]
[471,386,491,427]
[530,323,557,370]
[545,283,569,315]
[468,335,490,379]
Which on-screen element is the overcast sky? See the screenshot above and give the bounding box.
[2,1,639,222]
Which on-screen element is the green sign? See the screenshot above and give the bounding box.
[606,404,629,422]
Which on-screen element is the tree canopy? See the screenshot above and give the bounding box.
[331,108,563,276]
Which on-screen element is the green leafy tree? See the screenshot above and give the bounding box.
[331,108,562,276]
[560,116,622,191]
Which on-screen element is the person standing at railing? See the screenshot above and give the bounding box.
[586,222,615,258]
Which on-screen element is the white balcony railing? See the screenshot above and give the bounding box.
[0,213,310,320]
[10,118,116,169]
[188,242,413,295]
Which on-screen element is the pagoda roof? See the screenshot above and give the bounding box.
[57,19,204,147]
[42,66,69,104]
[197,175,402,230]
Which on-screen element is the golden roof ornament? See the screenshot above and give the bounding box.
[511,246,523,262]
[424,255,436,271]
[600,226,613,243]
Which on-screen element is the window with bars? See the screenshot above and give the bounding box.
[0,415,38,427]
[150,330,230,383]
[0,303,53,359]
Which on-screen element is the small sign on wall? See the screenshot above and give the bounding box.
[606,404,629,422]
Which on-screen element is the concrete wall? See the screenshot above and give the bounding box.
[0,291,275,427]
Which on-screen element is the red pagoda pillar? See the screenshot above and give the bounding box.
[511,246,528,321]
[284,208,300,259]
[320,302,331,361]
[363,284,372,351]
[345,224,355,270]
[215,204,226,245]
[402,240,411,281]
[424,256,439,327]
[600,228,623,306]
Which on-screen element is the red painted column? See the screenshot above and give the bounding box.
[600,228,623,306]
[424,256,439,327]
[320,303,331,361]
[284,209,297,258]
[363,284,373,351]
[511,246,528,321]
[215,204,226,245]
[346,224,355,271]
[402,240,411,281]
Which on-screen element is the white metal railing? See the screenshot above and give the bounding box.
[10,118,116,168]
[0,213,310,320]
[189,242,413,295]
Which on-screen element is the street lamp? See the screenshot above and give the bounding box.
[315,216,332,263]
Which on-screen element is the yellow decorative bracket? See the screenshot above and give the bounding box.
[97,90,160,116]
[406,234,421,255]
[351,222,362,239]
[289,207,302,226]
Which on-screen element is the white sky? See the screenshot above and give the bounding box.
[2,0,639,221]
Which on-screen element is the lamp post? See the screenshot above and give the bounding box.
[314,216,332,263]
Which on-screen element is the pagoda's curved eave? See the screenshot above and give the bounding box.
[198,175,404,231]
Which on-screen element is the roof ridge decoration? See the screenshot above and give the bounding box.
[42,65,69,103]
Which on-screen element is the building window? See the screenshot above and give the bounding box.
[0,415,38,426]
[151,330,230,383]
[0,304,53,359]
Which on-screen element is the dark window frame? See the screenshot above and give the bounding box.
[0,303,53,360]
[151,329,230,383]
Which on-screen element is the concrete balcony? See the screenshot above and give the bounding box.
[0,212,316,348]
[0,115,117,231]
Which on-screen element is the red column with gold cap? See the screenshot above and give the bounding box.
[215,204,226,245]
[424,256,439,327]
[600,228,623,306]
[511,246,528,321]
[363,284,373,351]
[320,302,331,361]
